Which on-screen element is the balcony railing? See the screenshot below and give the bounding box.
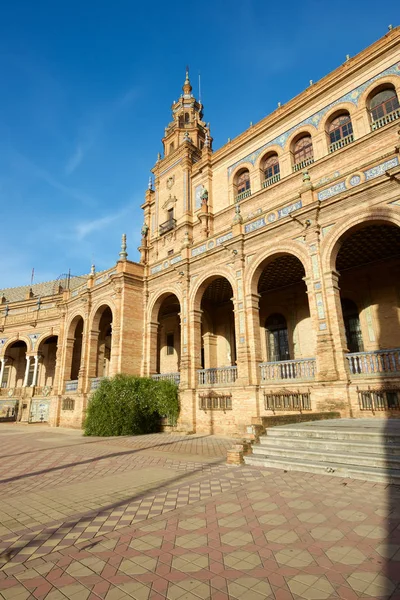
[371,108,400,131]
[357,387,400,411]
[65,379,78,392]
[151,372,180,385]
[90,377,105,390]
[262,173,280,188]
[198,366,238,386]
[346,348,400,376]
[293,157,314,172]
[260,358,316,382]
[329,133,354,153]
[159,218,176,236]
[235,189,251,202]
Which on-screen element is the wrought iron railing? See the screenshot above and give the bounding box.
[293,157,314,172]
[199,392,232,410]
[346,348,400,376]
[90,377,105,390]
[264,390,311,411]
[329,133,354,153]
[357,386,400,411]
[235,189,251,202]
[260,358,316,382]
[197,366,238,386]
[371,108,400,131]
[159,219,176,236]
[151,372,180,385]
[262,173,280,188]
[65,379,78,392]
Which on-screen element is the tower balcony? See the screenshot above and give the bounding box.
[159,219,176,236]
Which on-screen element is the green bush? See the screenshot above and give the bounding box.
[84,374,179,437]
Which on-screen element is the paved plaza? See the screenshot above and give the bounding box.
[0,425,399,599]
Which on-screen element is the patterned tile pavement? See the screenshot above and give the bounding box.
[0,424,399,599]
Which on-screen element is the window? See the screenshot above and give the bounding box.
[237,171,250,194]
[369,88,399,121]
[167,208,174,222]
[328,114,353,144]
[169,142,175,154]
[341,298,364,353]
[166,333,174,355]
[62,397,75,411]
[293,136,313,165]
[184,112,190,123]
[167,249,174,256]
[1,366,10,388]
[263,154,280,180]
[265,314,290,362]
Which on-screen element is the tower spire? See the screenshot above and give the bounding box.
[182,65,192,96]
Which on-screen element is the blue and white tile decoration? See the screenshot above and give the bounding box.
[216,232,233,246]
[364,157,399,180]
[227,62,400,178]
[278,200,302,219]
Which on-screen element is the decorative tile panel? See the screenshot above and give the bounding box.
[28,333,41,349]
[216,232,233,246]
[278,200,302,219]
[317,182,346,201]
[170,255,182,265]
[364,157,399,180]
[0,339,7,350]
[315,293,325,319]
[151,264,163,274]
[227,62,400,178]
[322,224,335,237]
[191,244,207,257]
[244,218,266,234]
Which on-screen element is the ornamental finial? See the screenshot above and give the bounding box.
[119,233,128,261]
[183,65,192,95]
[90,264,95,276]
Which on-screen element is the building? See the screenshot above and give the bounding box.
[1,28,400,434]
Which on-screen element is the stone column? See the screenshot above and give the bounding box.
[109,324,120,377]
[189,309,203,389]
[148,321,159,376]
[31,354,40,387]
[178,311,190,389]
[0,358,5,387]
[86,329,100,389]
[202,332,217,369]
[320,270,349,381]
[232,299,251,384]
[244,293,262,385]
[23,356,31,387]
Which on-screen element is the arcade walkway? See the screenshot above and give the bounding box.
[0,425,398,599]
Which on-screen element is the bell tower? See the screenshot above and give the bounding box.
[141,68,213,264]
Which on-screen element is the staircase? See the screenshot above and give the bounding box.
[244,418,400,484]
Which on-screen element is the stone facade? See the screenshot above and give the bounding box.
[2,29,400,434]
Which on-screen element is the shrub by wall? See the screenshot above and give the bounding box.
[84,374,179,436]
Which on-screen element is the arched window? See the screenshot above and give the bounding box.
[263,154,280,187]
[236,170,251,199]
[169,142,175,154]
[328,113,353,151]
[341,298,364,353]
[292,135,314,171]
[369,86,400,128]
[265,314,290,362]
[184,112,190,123]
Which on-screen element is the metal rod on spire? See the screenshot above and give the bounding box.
[198,72,201,104]
[30,268,35,286]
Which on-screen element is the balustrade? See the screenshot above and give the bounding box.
[346,348,400,376]
[293,157,314,172]
[260,358,316,382]
[151,372,180,385]
[329,133,354,153]
[235,189,251,202]
[197,366,237,386]
[262,173,280,188]
[90,377,105,390]
[371,107,400,131]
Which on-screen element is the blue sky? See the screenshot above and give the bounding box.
[0,1,397,289]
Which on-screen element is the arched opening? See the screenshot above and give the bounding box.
[155,294,181,382]
[292,134,314,172]
[37,335,58,390]
[335,223,400,376]
[5,340,28,388]
[262,153,280,188]
[368,84,400,129]
[256,254,315,381]
[235,169,251,201]
[70,317,84,381]
[327,111,354,152]
[184,112,190,123]
[198,277,237,385]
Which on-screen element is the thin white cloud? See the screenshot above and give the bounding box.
[65,144,84,174]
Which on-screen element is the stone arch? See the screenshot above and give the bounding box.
[190,270,236,312]
[2,335,31,357]
[357,75,400,112]
[65,312,86,338]
[246,242,310,297]
[285,126,316,153]
[89,301,115,332]
[229,162,254,182]
[148,287,182,323]
[255,145,283,171]
[321,208,400,273]
[318,102,358,134]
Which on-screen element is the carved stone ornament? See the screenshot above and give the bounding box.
[162,194,177,210]
[166,175,175,190]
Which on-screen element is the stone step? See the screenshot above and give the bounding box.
[244,454,400,484]
[251,443,400,468]
[265,425,400,443]
[258,436,400,455]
